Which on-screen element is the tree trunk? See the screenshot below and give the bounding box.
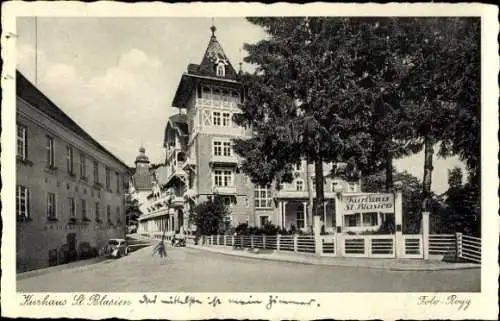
[314,159,325,234]
[422,134,434,206]
[306,161,314,233]
[385,149,393,192]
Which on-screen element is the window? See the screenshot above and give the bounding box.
[105,167,111,190]
[223,142,232,156]
[116,206,121,222]
[311,179,316,190]
[223,196,232,208]
[222,112,231,127]
[296,180,304,191]
[213,141,222,156]
[95,202,100,221]
[68,197,76,218]
[66,145,74,174]
[344,213,360,227]
[93,160,99,183]
[331,181,339,192]
[260,216,269,227]
[46,136,55,167]
[17,124,27,160]
[213,112,221,126]
[216,62,225,77]
[115,172,120,193]
[296,206,305,229]
[107,205,111,222]
[47,193,56,220]
[223,170,232,187]
[254,185,272,208]
[79,152,87,179]
[214,170,232,187]
[295,162,301,171]
[362,213,378,226]
[16,185,30,221]
[81,199,87,219]
[348,182,358,192]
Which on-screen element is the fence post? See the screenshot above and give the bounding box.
[250,235,254,248]
[240,235,243,248]
[211,235,215,246]
[456,232,463,259]
[293,234,298,253]
[263,235,267,249]
[422,212,430,260]
[223,234,227,247]
[231,235,235,248]
[277,234,281,252]
[394,185,405,258]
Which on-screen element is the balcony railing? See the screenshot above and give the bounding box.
[196,98,238,109]
[209,154,238,166]
[212,186,237,195]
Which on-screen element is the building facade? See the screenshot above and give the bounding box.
[16,71,130,272]
[136,26,384,236]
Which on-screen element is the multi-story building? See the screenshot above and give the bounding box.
[16,71,130,272]
[137,26,372,236]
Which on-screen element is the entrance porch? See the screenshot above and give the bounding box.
[276,199,336,233]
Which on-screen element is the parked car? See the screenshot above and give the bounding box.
[106,238,128,258]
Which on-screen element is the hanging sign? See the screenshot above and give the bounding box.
[343,193,394,214]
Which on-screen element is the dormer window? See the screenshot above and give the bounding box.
[216,62,225,77]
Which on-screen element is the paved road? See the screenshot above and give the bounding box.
[17,246,480,292]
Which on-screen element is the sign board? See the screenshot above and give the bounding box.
[343,193,394,214]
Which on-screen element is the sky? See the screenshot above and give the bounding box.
[16,17,466,194]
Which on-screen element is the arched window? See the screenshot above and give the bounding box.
[295,179,304,191]
[216,62,225,77]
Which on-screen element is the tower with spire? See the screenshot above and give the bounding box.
[167,22,254,229]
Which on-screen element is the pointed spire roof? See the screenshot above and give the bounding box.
[196,24,238,80]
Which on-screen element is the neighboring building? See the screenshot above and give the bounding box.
[16,71,130,272]
[136,25,376,236]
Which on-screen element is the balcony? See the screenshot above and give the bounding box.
[274,189,336,199]
[212,186,237,195]
[196,98,238,110]
[209,154,238,166]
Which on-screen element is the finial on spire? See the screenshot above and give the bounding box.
[210,18,216,37]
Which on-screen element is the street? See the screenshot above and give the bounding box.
[17,246,480,292]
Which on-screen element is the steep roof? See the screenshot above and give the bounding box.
[16,70,131,172]
[171,25,241,108]
[196,28,238,80]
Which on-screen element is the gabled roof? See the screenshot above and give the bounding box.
[16,70,131,172]
[163,113,188,147]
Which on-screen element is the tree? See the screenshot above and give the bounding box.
[394,18,479,206]
[125,195,142,226]
[447,167,463,189]
[234,17,374,232]
[188,196,230,236]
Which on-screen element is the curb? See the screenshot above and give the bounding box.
[187,245,480,271]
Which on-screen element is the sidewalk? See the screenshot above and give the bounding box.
[187,244,480,271]
[17,256,109,280]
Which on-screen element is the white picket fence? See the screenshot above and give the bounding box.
[192,233,481,263]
